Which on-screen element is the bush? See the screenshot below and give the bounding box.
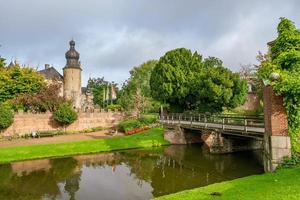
[118,119,142,132]
[0,103,14,129]
[119,114,158,133]
[53,103,78,126]
[107,104,122,111]
[138,114,158,125]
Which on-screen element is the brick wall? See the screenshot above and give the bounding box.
[1,112,125,137]
[263,86,288,136]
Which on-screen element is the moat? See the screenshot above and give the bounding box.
[0,145,264,200]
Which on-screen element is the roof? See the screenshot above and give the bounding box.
[38,67,63,81]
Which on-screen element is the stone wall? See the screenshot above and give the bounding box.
[1,111,125,137]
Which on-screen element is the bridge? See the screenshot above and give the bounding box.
[160,113,265,140]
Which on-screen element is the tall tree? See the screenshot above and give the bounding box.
[150,48,248,113]
[118,60,162,116]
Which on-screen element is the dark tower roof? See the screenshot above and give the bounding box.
[65,40,81,69]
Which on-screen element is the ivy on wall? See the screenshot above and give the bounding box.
[258,17,300,153]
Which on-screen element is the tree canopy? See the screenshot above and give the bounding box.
[118,60,162,116]
[150,48,248,113]
[0,63,45,103]
[87,77,117,108]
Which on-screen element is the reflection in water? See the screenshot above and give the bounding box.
[0,145,264,200]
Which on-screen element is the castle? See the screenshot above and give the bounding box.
[38,40,94,111]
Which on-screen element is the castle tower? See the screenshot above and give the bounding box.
[63,40,82,109]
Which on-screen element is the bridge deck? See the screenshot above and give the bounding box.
[160,114,265,139]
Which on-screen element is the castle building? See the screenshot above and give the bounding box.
[38,40,93,111]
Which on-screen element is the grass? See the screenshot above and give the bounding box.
[0,127,169,164]
[154,165,300,200]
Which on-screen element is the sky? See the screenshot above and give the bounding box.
[0,0,299,86]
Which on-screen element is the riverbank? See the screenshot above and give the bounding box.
[0,127,169,164]
[154,165,300,200]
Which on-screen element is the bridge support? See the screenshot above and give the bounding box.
[263,86,291,172]
[201,131,262,154]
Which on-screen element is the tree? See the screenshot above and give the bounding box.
[0,57,5,68]
[53,103,78,127]
[118,60,162,116]
[0,63,45,102]
[11,81,66,112]
[0,103,14,129]
[150,48,247,113]
[87,77,117,108]
[150,48,203,112]
[257,17,300,152]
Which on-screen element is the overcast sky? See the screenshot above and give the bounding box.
[0,0,299,85]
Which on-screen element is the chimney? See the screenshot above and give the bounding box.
[45,64,50,69]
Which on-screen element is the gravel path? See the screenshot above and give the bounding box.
[0,130,124,148]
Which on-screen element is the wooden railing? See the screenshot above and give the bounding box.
[160,113,265,138]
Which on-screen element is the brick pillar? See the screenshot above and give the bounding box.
[263,86,291,172]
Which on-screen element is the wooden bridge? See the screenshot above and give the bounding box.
[160,113,265,139]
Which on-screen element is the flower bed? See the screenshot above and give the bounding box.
[126,126,150,135]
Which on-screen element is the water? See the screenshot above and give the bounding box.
[0,145,264,200]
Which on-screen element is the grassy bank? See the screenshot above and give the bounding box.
[154,166,300,200]
[0,127,169,164]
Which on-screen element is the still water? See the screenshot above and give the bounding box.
[0,145,264,200]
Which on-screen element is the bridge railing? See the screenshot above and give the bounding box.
[159,113,265,134]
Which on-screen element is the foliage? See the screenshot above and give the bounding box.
[0,103,14,129]
[0,128,168,164]
[0,64,45,102]
[87,77,117,107]
[0,57,5,68]
[118,114,158,132]
[150,48,248,112]
[11,81,66,112]
[118,60,162,116]
[53,103,78,125]
[257,17,300,152]
[279,154,300,169]
[107,104,122,111]
[139,114,158,125]
[118,119,142,132]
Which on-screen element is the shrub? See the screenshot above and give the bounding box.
[118,119,142,132]
[0,103,14,129]
[107,104,122,111]
[53,103,78,126]
[139,114,158,125]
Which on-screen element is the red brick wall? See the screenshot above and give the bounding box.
[1,112,124,137]
[263,86,288,136]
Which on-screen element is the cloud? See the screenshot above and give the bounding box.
[0,0,299,85]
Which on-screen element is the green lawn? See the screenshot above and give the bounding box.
[154,165,300,200]
[0,127,169,164]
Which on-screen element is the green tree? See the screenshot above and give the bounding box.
[118,60,162,116]
[0,57,5,68]
[53,103,78,127]
[150,48,202,112]
[0,103,14,129]
[150,48,247,112]
[87,77,117,108]
[192,58,248,112]
[258,17,300,152]
[0,64,45,102]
